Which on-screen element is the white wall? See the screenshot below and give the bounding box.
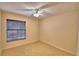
[40,3,78,55]
[1,12,39,49]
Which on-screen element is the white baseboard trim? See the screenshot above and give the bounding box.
[40,40,75,55]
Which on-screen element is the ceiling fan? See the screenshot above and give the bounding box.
[16,2,57,17]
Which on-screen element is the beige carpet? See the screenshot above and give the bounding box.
[2,41,73,56]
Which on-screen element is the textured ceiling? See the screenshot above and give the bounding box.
[0,2,78,19]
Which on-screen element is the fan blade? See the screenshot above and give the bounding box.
[39,2,59,9]
[16,9,34,11]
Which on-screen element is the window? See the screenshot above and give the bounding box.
[7,19,26,42]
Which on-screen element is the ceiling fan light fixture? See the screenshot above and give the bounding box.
[33,13,40,17]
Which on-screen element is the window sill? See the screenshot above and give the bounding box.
[7,38,26,42]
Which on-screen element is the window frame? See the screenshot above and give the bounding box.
[7,19,26,42]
